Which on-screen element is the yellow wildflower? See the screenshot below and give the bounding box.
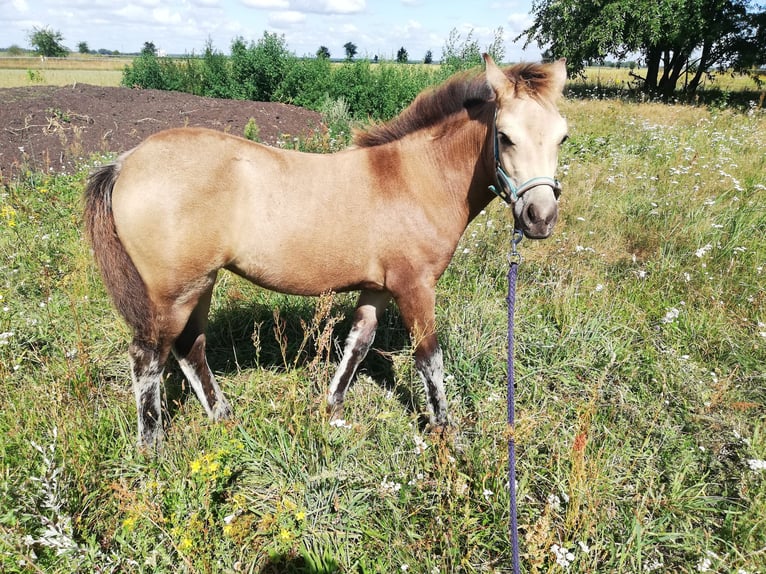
[190,458,203,474]
[295,510,306,521]
[121,516,137,532]
[178,537,193,552]
[278,528,293,542]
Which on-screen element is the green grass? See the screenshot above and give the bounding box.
[0,98,764,573]
[0,56,129,88]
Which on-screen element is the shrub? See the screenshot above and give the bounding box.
[274,57,332,110]
[231,32,291,101]
[243,117,260,142]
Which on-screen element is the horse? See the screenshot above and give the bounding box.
[84,54,568,449]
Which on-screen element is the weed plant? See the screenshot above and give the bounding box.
[0,98,764,573]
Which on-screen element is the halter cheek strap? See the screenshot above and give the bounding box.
[488,113,562,204]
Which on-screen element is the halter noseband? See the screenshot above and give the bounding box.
[488,113,562,205]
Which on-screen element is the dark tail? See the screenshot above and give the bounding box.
[84,162,155,341]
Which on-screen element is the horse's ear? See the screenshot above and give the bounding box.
[549,58,568,95]
[483,53,511,97]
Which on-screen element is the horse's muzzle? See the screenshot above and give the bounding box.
[517,188,559,239]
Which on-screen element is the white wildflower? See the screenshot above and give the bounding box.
[695,244,713,258]
[547,493,562,511]
[482,488,493,500]
[661,307,680,324]
[747,459,766,471]
[551,544,575,568]
[329,419,352,429]
[380,477,401,497]
[413,434,429,455]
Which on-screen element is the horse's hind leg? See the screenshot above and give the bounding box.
[129,338,170,450]
[172,282,232,422]
[327,290,390,421]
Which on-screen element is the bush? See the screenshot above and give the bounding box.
[274,57,332,110]
[231,32,291,101]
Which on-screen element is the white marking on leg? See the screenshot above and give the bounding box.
[175,354,232,421]
[129,353,163,448]
[327,325,367,406]
[416,346,448,425]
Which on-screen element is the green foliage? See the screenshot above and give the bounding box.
[440,27,483,74]
[231,32,291,101]
[77,42,89,55]
[243,117,260,142]
[522,0,765,96]
[274,56,333,110]
[199,40,232,98]
[343,41,357,61]
[396,46,408,63]
[316,46,330,59]
[28,26,67,58]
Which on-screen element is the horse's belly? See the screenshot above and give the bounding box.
[226,245,385,296]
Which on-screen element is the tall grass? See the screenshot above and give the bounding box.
[0,97,764,573]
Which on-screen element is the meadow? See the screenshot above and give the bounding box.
[0,62,764,573]
[0,56,127,88]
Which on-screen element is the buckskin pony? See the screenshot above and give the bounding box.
[84,54,568,449]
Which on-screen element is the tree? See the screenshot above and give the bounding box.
[343,41,358,61]
[424,50,433,64]
[316,45,331,59]
[77,41,90,54]
[520,0,765,97]
[396,46,408,63]
[28,26,67,57]
[141,42,157,57]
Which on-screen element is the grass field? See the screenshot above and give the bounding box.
[0,56,128,88]
[0,80,765,572]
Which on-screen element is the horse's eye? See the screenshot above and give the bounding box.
[499,132,514,147]
[560,134,569,145]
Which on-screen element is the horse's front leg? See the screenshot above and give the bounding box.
[394,285,449,427]
[327,289,391,421]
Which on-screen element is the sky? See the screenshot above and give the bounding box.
[1,0,542,62]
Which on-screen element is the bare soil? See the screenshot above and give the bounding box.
[0,84,323,182]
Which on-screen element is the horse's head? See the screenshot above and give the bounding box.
[484,54,568,239]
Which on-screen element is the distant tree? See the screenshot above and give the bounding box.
[7,44,25,56]
[424,50,433,64]
[343,41,358,61]
[77,41,90,54]
[396,46,409,63]
[28,26,67,57]
[316,45,331,59]
[141,41,157,57]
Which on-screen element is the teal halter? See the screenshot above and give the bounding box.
[488,114,562,205]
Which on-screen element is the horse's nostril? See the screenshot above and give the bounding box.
[526,204,538,223]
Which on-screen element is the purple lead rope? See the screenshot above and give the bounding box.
[507,257,521,574]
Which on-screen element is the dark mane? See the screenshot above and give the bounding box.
[354,62,561,148]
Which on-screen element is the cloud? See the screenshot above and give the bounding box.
[246,0,365,14]
[269,10,306,26]
[153,7,183,24]
[241,0,290,8]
